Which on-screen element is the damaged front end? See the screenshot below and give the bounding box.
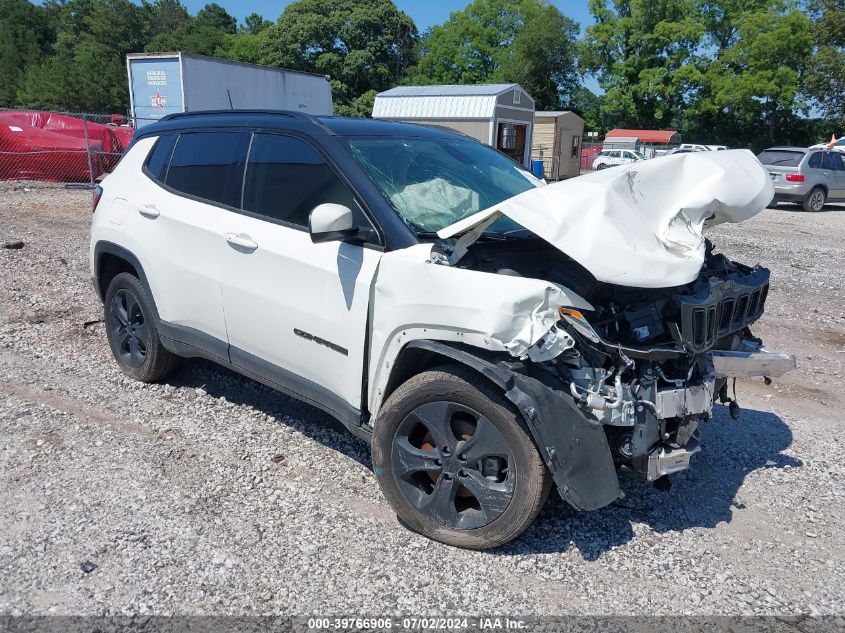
[548,242,793,488]
[408,149,795,508]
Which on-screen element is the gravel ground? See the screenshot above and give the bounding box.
[0,183,843,618]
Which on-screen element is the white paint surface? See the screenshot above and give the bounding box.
[438,149,774,288]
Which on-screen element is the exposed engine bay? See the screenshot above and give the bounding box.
[432,234,790,485]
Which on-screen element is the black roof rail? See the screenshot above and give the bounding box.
[158,109,335,134]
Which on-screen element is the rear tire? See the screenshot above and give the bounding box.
[802,187,826,212]
[104,272,180,382]
[372,365,551,549]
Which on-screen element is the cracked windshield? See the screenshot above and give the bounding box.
[347,137,543,236]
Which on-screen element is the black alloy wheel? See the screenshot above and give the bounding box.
[372,366,551,549]
[392,401,515,530]
[107,288,149,368]
[103,272,180,382]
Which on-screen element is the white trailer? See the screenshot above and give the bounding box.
[127,52,332,129]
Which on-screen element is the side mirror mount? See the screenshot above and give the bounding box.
[309,203,356,243]
[308,203,378,245]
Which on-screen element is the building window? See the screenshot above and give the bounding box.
[513,90,521,105]
[571,135,581,158]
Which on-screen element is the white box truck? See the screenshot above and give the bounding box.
[127,52,333,129]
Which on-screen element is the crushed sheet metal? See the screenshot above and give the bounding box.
[437,149,774,288]
[368,244,592,413]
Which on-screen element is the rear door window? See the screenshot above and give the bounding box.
[829,152,845,171]
[757,150,805,167]
[165,131,249,207]
[242,133,362,228]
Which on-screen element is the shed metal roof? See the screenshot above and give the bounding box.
[372,83,532,120]
[535,110,578,118]
[605,128,679,144]
[376,84,520,97]
[603,136,640,144]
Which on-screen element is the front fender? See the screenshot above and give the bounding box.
[397,340,621,512]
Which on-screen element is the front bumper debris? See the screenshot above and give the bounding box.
[655,379,715,418]
[712,349,796,378]
[646,436,702,480]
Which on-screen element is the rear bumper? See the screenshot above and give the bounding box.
[772,183,811,200]
[772,193,805,203]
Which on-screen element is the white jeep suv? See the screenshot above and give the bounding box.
[90,111,793,549]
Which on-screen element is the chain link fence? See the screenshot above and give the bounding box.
[0,108,144,188]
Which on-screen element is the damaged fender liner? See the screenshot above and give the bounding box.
[405,340,621,511]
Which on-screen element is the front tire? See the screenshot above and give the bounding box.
[372,365,551,549]
[803,186,826,212]
[104,272,180,382]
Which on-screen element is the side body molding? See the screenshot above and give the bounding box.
[402,340,621,511]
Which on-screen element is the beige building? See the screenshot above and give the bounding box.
[371,84,536,167]
[531,111,585,180]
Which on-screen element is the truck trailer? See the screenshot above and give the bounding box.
[126,52,333,129]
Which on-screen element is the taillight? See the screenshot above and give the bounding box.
[92,185,103,213]
[785,173,805,182]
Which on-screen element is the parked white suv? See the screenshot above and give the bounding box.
[91,111,793,548]
[591,148,645,170]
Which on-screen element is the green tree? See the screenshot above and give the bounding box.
[582,0,705,129]
[684,4,814,147]
[569,86,604,134]
[216,32,266,64]
[144,0,190,36]
[0,0,52,106]
[195,2,236,34]
[803,0,845,126]
[242,12,272,35]
[411,0,579,110]
[145,2,234,56]
[259,0,418,112]
[18,0,150,112]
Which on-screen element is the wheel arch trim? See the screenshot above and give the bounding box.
[93,241,157,316]
[380,340,621,511]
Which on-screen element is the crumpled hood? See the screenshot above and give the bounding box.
[437,149,774,288]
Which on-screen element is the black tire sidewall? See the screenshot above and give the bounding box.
[803,187,825,212]
[104,272,166,381]
[372,368,549,549]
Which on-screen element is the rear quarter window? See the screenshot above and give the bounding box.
[757,150,805,167]
[807,152,823,169]
[144,134,177,181]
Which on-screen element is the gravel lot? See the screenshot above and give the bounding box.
[1,183,843,618]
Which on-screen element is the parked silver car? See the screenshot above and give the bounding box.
[758,146,845,212]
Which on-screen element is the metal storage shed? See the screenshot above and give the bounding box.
[372,84,536,167]
[531,111,585,180]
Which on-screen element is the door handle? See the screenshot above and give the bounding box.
[225,233,258,251]
[138,204,160,219]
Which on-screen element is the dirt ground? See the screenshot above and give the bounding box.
[0,184,843,618]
